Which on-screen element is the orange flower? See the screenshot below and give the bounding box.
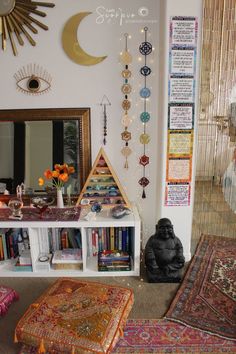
[68,166,75,174]
[54,164,62,171]
[52,170,60,178]
[62,163,68,169]
[44,169,53,179]
[61,163,69,173]
[39,163,74,189]
[58,173,69,183]
[38,177,44,186]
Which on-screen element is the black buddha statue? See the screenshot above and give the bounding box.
[144,218,185,283]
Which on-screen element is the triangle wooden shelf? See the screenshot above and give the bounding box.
[76,148,131,208]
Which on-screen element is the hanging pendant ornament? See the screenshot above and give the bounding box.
[121,146,132,169]
[138,27,152,198]
[139,155,150,166]
[120,33,132,169]
[122,113,132,127]
[100,95,111,145]
[138,177,150,199]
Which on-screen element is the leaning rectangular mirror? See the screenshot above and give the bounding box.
[0,108,91,199]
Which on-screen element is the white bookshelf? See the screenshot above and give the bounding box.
[0,204,141,277]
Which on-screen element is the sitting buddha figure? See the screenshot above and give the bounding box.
[145,218,185,283]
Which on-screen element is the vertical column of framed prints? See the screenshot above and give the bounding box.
[165,16,198,206]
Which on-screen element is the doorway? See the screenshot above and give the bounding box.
[192,0,236,251]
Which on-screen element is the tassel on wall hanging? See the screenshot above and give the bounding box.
[120,33,132,169]
[100,95,111,145]
[139,27,152,198]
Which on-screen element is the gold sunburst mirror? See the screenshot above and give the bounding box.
[0,0,55,56]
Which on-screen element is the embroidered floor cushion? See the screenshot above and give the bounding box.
[15,278,134,354]
[0,285,19,316]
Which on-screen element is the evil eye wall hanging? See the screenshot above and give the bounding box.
[14,64,52,95]
[120,33,132,169]
[139,27,152,198]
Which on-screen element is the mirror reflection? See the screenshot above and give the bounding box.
[0,108,91,198]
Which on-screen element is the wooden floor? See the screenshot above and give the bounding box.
[192,180,236,245]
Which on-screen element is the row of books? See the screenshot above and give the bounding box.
[87,227,132,257]
[0,228,29,261]
[48,228,82,252]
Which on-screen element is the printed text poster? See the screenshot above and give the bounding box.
[167,158,192,182]
[169,76,194,103]
[168,130,193,157]
[165,183,190,206]
[168,103,194,129]
[170,47,195,75]
[171,17,198,46]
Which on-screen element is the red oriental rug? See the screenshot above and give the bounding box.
[20,319,236,353]
[165,234,236,341]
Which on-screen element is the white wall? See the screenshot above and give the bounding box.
[0,0,202,259]
[158,0,203,260]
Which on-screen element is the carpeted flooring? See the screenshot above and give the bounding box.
[0,268,183,354]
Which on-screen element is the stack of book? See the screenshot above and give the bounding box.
[98,250,131,272]
[51,249,83,270]
[14,249,32,272]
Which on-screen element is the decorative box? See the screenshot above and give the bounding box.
[15,278,134,353]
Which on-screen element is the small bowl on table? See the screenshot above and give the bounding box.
[31,196,54,218]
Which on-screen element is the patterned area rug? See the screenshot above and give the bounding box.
[165,234,236,340]
[20,319,236,353]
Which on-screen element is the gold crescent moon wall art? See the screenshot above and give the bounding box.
[0,0,55,56]
[62,12,107,66]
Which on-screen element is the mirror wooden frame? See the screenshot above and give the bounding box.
[0,108,91,201]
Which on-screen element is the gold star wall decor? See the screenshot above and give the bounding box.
[0,0,55,56]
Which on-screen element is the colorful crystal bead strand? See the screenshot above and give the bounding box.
[120,33,132,169]
[139,27,152,198]
[100,95,111,145]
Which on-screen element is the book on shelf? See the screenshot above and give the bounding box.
[19,249,32,265]
[61,248,82,260]
[0,234,4,260]
[98,265,131,272]
[52,262,83,270]
[50,228,82,253]
[52,250,82,264]
[98,250,130,261]
[98,250,131,271]
[87,227,131,257]
[14,259,33,272]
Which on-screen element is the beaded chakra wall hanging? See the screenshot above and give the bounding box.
[139,27,152,198]
[120,33,132,169]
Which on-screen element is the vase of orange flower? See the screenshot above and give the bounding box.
[38,163,75,208]
[56,189,64,208]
